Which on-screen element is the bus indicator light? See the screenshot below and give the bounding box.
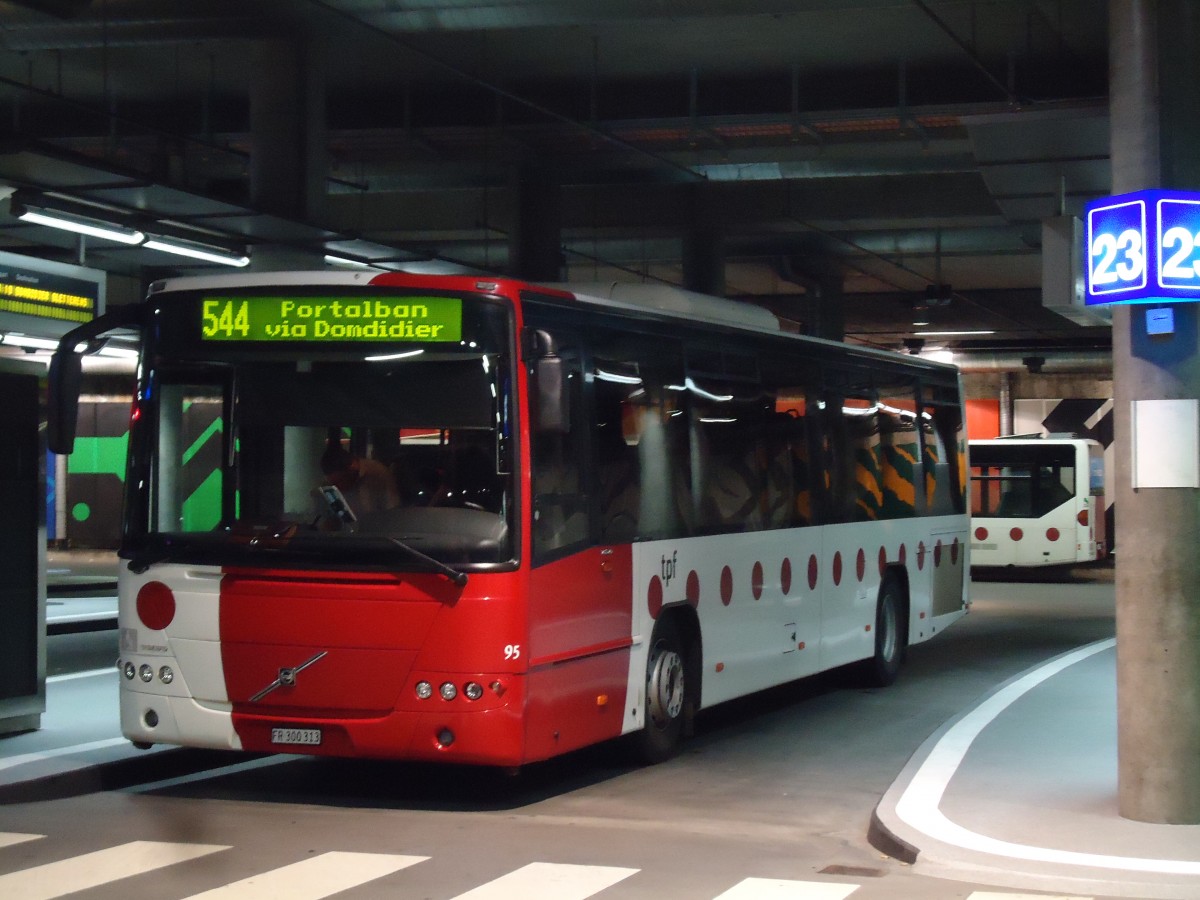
[1046,527,1061,542]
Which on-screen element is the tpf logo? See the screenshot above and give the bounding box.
[661,551,678,587]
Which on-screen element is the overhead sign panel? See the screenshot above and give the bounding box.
[1084,189,1200,305]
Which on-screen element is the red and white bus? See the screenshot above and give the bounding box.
[50,272,969,766]
[969,437,1107,569]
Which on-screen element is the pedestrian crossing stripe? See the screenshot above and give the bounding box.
[0,832,42,849]
[0,840,228,900]
[448,861,639,899]
[714,878,859,899]
[180,851,428,899]
[0,839,1101,900]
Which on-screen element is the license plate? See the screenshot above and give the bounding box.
[271,727,322,746]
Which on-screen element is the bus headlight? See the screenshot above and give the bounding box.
[415,681,433,700]
[138,664,154,683]
[464,682,483,701]
[439,682,457,701]
[123,661,136,680]
[158,666,174,685]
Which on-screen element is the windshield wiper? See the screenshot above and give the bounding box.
[124,530,469,587]
[124,537,179,574]
[379,536,469,587]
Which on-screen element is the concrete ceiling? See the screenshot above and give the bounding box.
[0,0,1115,358]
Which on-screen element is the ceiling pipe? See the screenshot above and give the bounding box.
[951,350,1111,374]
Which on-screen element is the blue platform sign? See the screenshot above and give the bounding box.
[1084,189,1200,305]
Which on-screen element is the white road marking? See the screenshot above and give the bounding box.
[181,851,428,899]
[449,861,639,899]
[894,637,1200,875]
[0,737,128,774]
[0,832,43,849]
[714,878,859,899]
[0,840,228,899]
[46,667,115,683]
[124,754,290,793]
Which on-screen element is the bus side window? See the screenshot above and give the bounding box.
[922,400,966,516]
[592,364,642,542]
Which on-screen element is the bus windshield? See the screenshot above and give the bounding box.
[125,289,516,572]
[970,443,1077,519]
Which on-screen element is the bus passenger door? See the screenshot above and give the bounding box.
[525,326,633,758]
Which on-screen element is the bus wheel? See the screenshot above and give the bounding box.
[867,577,906,687]
[637,617,688,763]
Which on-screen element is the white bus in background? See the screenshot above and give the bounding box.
[969,436,1107,569]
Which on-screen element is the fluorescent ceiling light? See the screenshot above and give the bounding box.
[324,254,380,269]
[96,345,140,359]
[364,349,424,362]
[19,208,144,245]
[913,330,995,337]
[0,333,59,351]
[144,238,250,267]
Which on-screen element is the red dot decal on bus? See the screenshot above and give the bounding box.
[832,551,843,586]
[856,548,866,582]
[648,575,664,619]
[1010,527,1024,542]
[934,539,943,567]
[917,541,927,570]
[686,570,700,608]
[137,581,176,631]
[899,543,907,567]
[751,562,764,600]
[720,566,734,606]
[878,546,887,577]
[974,526,989,541]
[1046,527,1061,542]
[808,555,819,591]
[951,537,960,565]
[780,558,792,595]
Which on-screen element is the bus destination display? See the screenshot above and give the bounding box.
[200,295,462,342]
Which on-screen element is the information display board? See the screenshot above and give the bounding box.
[1084,189,1200,305]
[0,250,104,337]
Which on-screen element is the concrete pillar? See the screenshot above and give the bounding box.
[681,185,725,296]
[508,162,562,282]
[682,228,725,297]
[785,254,845,342]
[247,39,327,270]
[1110,0,1200,824]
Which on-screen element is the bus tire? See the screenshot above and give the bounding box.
[636,616,689,764]
[866,576,906,687]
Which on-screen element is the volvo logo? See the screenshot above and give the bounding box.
[249,651,327,702]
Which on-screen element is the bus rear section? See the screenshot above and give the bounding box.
[969,438,1107,569]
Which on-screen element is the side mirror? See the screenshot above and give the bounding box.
[534,355,570,434]
[47,344,83,455]
[525,328,571,434]
[45,303,146,455]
